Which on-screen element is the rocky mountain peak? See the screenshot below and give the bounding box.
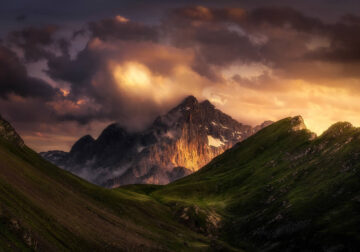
[200,100,215,109]
[70,135,95,154]
[96,123,131,145]
[41,96,272,187]
[180,95,198,107]
[100,123,128,136]
[0,115,24,147]
[290,115,307,131]
[170,95,199,114]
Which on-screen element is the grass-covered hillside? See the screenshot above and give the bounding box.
[2,115,360,251]
[148,116,360,251]
[0,117,222,251]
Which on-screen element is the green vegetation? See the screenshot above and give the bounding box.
[147,117,360,251]
[0,137,216,251]
[1,116,360,251]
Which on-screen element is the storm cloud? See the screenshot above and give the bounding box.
[2,3,360,151]
[0,45,60,99]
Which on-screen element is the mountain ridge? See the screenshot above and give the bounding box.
[1,114,360,251]
[41,95,273,187]
[147,116,360,251]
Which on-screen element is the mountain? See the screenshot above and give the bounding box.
[2,114,360,251]
[41,96,272,187]
[145,116,360,251]
[0,115,230,251]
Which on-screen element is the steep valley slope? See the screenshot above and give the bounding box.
[0,115,233,251]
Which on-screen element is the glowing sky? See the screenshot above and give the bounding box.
[1,1,360,151]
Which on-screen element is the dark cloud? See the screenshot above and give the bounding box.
[88,16,158,42]
[40,15,188,128]
[341,14,360,24]
[166,6,360,80]
[38,6,360,129]
[163,6,322,79]
[46,15,160,100]
[306,19,360,64]
[0,45,60,100]
[243,7,360,66]
[169,6,246,23]
[46,49,100,90]
[8,25,59,62]
[246,7,325,32]
[163,7,259,80]
[3,4,360,151]
[45,39,180,129]
[16,14,27,22]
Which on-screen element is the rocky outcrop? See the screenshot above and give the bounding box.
[290,116,307,131]
[0,115,24,147]
[41,96,272,187]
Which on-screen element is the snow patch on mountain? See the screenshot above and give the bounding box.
[207,135,225,147]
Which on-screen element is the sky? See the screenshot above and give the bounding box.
[2,0,360,151]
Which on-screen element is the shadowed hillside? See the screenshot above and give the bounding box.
[0,116,235,251]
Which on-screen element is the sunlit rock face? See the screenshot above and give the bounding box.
[41,96,272,187]
[290,115,307,132]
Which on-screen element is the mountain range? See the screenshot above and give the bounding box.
[1,114,360,250]
[41,96,272,187]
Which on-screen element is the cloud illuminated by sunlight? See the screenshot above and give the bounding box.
[111,61,207,105]
[203,76,360,135]
[109,59,360,136]
[113,62,151,90]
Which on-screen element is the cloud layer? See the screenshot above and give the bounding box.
[2,5,360,151]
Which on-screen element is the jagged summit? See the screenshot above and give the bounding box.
[165,96,198,118]
[200,99,215,109]
[181,95,198,105]
[69,135,96,164]
[175,95,198,111]
[70,135,95,153]
[0,115,24,147]
[173,96,216,112]
[99,123,128,136]
[41,96,272,187]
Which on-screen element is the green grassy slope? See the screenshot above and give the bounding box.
[0,137,218,251]
[3,115,360,251]
[148,117,360,251]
